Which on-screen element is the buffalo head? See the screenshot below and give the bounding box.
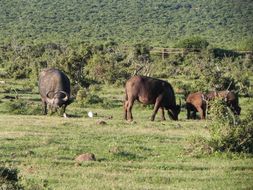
[167,99,181,120]
[46,91,69,110]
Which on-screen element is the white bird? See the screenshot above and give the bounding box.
[88,111,93,118]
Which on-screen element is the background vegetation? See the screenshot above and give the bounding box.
[0,0,253,49]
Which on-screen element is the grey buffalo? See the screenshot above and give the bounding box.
[39,68,71,117]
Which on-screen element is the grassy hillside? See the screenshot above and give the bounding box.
[0,0,252,48]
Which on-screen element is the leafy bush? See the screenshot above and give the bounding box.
[0,167,23,190]
[186,99,253,156]
[76,88,88,102]
[84,94,103,105]
[209,107,253,153]
[88,84,102,92]
[175,36,209,49]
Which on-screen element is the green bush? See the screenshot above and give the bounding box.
[186,99,253,156]
[175,36,209,49]
[76,88,88,102]
[209,111,253,153]
[84,94,103,105]
[0,167,23,190]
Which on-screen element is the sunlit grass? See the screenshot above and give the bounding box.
[0,84,253,189]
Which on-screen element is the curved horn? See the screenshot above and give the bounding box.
[59,91,69,102]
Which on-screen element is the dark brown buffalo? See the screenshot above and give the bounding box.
[39,68,71,117]
[206,90,241,115]
[186,92,207,119]
[124,76,181,121]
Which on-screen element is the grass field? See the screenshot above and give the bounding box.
[0,82,253,189]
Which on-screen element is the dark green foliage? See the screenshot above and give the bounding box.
[1,41,252,96]
[208,100,253,153]
[0,167,23,190]
[212,48,241,58]
[126,43,153,76]
[175,36,209,49]
[0,0,252,48]
[85,94,103,105]
[186,99,253,155]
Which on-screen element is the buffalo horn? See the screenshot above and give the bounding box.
[58,91,69,102]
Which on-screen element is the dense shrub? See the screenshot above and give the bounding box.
[76,88,88,102]
[0,167,23,190]
[84,94,104,105]
[175,36,209,49]
[208,100,253,153]
[186,99,253,156]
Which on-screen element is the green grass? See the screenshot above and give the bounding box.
[0,85,253,189]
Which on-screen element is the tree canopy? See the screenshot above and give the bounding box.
[0,0,252,49]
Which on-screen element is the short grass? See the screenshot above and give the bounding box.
[0,83,253,190]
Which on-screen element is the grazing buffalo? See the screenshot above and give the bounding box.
[186,92,207,120]
[124,76,181,121]
[206,90,241,115]
[39,68,71,117]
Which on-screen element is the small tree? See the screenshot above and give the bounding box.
[175,36,209,49]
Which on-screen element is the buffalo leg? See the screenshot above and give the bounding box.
[124,100,128,120]
[151,95,162,121]
[196,106,205,119]
[126,98,134,121]
[192,111,197,119]
[62,105,67,118]
[160,107,165,120]
[186,103,192,119]
[187,108,191,119]
[42,100,47,115]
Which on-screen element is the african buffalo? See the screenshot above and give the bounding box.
[124,76,181,121]
[186,92,207,120]
[39,68,71,117]
[206,90,241,115]
[186,90,241,120]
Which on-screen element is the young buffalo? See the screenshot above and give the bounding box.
[186,92,207,120]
